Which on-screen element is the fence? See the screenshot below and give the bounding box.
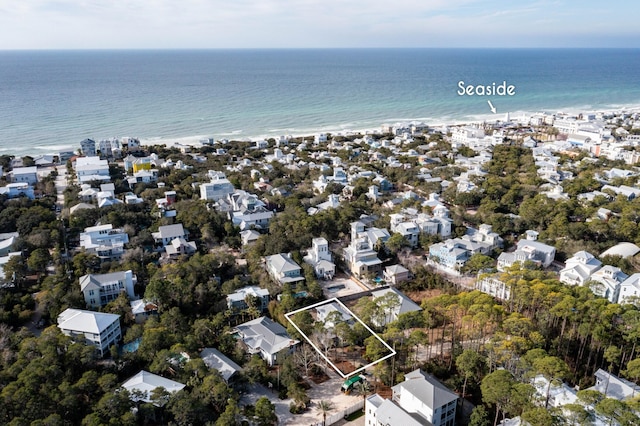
[324,399,365,426]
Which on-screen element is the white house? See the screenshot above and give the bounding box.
[343,222,384,279]
[75,156,110,184]
[265,253,304,285]
[121,370,185,403]
[79,270,137,308]
[588,368,640,401]
[497,231,556,271]
[476,276,511,301]
[588,265,628,303]
[383,264,411,286]
[559,251,602,287]
[200,172,235,201]
[79,224,129,262]
[57,308,121,357]
[234,316,299,366]
[226,286,270,312]
[365,369,458,426]
[303,237,336,280]
[619,273,640,305]
[152,224,189,247]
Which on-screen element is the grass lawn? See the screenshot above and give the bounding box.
[344,410,364,421]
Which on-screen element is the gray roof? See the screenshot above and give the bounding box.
[200,348,242,382]
[79,270,129,292]
[235,316,298,356]
[155,224,187,239]
[393,369,458,410]
[266,253,301,274]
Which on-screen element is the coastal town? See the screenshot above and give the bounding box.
[2,108,640,426]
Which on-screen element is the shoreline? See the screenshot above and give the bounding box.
[5,103,640,159]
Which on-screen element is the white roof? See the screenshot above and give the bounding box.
[57,308,120,334]
[601,242,640,259]
[121,370,185,403]
[200,348,242,382]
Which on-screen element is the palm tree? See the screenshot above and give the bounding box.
[317,400,333,426]
[355,379,372,413]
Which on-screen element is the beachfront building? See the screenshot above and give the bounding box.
[265,253,304,285]
[365,369,458,426]
[234,316,299,366]
[57,308,121,357]
[79,224,129,262]
[79,270,137,308]
[80,138,96,156]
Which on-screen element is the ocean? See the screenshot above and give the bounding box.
[0,48,639,156]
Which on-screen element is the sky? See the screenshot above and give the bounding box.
[0,0,638,49]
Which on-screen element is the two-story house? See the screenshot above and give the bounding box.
[57,308,121,357]
[79,270,137,308]
[234,316,299,366]
[365,369,458,426]
[79,224,129,262]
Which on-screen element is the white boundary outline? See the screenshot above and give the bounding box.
[285,297,396,379]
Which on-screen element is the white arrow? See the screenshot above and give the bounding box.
[487,100,497,114]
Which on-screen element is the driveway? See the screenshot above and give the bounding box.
[240,371,363,425]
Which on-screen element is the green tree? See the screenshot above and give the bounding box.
[254,396,277,426]
[521,407,557,426]
[624,357,640,398]
[469,405,491,426]
[532,355,569,408]
[457,349,486,403]
[481,369,516,426]
[27,248,51,276]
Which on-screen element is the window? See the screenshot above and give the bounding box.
[88,290,94,295]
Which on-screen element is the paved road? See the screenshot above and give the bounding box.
[54,165,68,208]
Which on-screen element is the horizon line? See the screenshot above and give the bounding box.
[1,46,639,52]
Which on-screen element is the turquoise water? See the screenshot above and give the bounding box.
[0,49,639,156]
